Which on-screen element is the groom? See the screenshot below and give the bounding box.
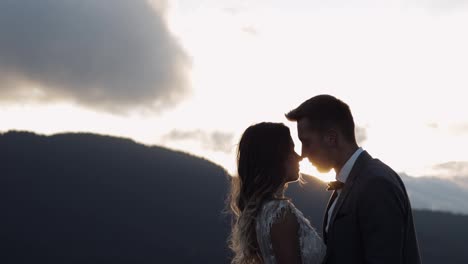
[286,95,421,264]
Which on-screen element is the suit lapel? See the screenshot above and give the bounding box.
[322,190,338,243]
[327,151,372,236]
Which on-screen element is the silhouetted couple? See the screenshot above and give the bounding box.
[228,95,421,263]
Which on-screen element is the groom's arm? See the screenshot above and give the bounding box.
[358,170,406,264]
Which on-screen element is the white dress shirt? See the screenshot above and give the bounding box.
[325,147,364,233]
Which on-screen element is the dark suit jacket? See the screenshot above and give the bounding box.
[322,151,421,264]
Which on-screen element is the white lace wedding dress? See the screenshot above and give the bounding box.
[256,199,326,264]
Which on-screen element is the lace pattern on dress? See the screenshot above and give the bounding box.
[255,199,326,264]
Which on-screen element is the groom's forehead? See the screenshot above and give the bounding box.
[297,119,314,138]
[297,118,312,129]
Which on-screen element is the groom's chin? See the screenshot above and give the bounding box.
[316,166,332,173]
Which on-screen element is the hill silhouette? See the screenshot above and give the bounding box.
[0,131,467,263]
[0,131,230,263]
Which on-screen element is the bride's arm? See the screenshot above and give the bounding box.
[270,209,302,264]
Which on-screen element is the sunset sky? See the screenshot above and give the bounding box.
[1,0,467,185]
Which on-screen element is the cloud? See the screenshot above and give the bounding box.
[222,7,243,15]
[401,161,468,214]
[427,122,439,129]
[432,161,468,177]
[241,26,259,36]
[450,123,468,135]
[0,0,190,113]
[355,126,367,145]
[430,161,468,189]
[415,0,468,11]
[427,122,468,135]
[162,129,235,153]
[400,173,468,215]
[312,0,468,10]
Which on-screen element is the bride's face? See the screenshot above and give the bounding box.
[283,139,302,183]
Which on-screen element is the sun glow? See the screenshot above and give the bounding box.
[299,160,336,182]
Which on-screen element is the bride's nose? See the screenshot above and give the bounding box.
[301,147,307,158]
[295,152,302,161]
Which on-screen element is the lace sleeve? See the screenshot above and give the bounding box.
[256,200,294,264]
[256,200,326,264]
[291,203,326,264]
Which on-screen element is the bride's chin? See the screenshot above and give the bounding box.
[286,173,300,183]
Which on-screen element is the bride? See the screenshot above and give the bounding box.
[228,122,325,264]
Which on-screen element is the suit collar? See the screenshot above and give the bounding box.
[322,151,373,244]
[336,147,364,183]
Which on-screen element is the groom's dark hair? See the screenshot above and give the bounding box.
[285,94,356,143]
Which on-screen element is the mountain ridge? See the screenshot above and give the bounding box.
[1,130,467,263]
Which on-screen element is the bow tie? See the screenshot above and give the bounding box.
[327,181,345,191]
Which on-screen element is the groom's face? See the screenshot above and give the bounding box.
[297,118,333,173]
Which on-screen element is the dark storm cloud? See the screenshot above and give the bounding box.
[0,0,190,113]
[162,129,235,153]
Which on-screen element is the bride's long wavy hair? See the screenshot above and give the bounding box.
[227,122,301,264]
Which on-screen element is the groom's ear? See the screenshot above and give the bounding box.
[323,129,338,147]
